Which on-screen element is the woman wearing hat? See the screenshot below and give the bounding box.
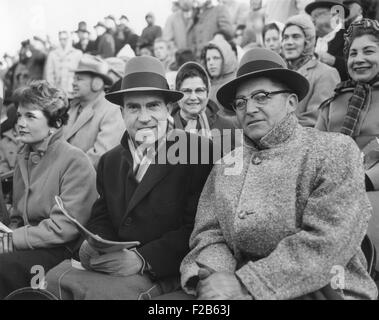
[201,37,239,124]
[172,61,238,159]
[180,48,378,300]
[0,80,97,299]
[317,19,379,192]
[282,14,340,127]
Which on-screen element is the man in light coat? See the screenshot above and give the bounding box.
[64,54,125,168]
[180,48,378,300]
[44,31,82,98]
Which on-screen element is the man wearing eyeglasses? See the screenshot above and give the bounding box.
[179,48,377,300]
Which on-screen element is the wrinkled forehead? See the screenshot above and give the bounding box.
[236,77,283,96]
[123,91,167,105]
[311,7,331,18]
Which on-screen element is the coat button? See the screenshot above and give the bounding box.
[31,154,41,164]
[124,217,133,226]
[238,210,247,219]
[252,156,262,165]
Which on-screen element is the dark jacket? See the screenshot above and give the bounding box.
[87,129,213,279]
[73,40,97,54]
[326,29,349,81]
[96,32,116,59]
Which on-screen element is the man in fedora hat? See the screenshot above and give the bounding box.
[45,56,213,300]
[73,21,97,54]
[64,54,125,168]
[179,48,377,300]
[305,0,350,80]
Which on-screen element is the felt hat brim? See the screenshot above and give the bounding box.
[105,87,184,106]
[217,68,310,111]
[305,1,350,16]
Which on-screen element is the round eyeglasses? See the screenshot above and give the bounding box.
[231,90,293,111]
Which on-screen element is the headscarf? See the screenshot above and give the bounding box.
[283,14,316,70]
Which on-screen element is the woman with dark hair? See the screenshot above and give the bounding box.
[202,37,238,124]
[316,19,379,191]
[0,80,98,299]
[263,23,282,55]
[172,62,238,159]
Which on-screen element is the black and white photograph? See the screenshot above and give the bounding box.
[0,0,379,306]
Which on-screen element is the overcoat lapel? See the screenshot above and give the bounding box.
[65,103,95,140]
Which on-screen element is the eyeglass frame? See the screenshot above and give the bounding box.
[231,90,293,112]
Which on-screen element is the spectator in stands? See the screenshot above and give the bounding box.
[218,0,249,29]
[94,21,116,59]
[163,0,194,51]
[44,31,83,99]
[316,19,379,191]
[115,15,139,55]
[188,0,234,59]
[0,80,97,299]
[202,37,238,124]
[344,0,364,25]
[64,54,125,168]
[305,0,350,81]
[153,38,175,73]
[263,23,282,55]
[73,21,97,54]
[138,12,163,52]
[282,14,340,127]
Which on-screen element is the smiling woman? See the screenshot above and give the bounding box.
[316,19,379,191]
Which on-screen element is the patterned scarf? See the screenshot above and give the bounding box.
[128,116,175,183]
[337,79,375,137]
[180,109,212,140]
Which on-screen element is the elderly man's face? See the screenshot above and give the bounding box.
[123,92,169,146]
[235,77,296,142]
[310,7,333,36]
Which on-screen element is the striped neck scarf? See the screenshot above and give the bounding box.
[337,79,373,137]
[180,109,212,140]
[128,116,174,183]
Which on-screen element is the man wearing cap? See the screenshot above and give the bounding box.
[138,13,163,52]
[64,54,125,168]
[73,22,97,54]
[344,0,364,24]
[45,56,213,300]
[305,0,350,80]
[179,48,378,300]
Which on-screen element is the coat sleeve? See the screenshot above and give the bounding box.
[235,137,372,300]
[138,139,214,279]
[44,52,55,85]
[86,107,125,169]
[217,5,234,39]
[12,150,98,250]
[315,101,331,132]
[181,165,238,295]
[100,35,116,59]
[86,154,119,241]
[298,68,340,128]
[163,16,175,43]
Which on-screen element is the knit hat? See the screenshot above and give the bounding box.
[283,14,316,57]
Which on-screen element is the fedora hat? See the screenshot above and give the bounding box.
[305,0,350,16]
[105,56,183,106]
[74,54,113,86]
[216,48,310,111]
[75,21,89,33]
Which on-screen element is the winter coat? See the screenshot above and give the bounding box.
[296,58,340,127]
[181,113,378,300]
[63,92,125,169]
[188,4,234,59]
[163,11,193,50]
[10,129,98,251]
[0,129,18,173]
[316,81,379,190]
[44,46,83,98]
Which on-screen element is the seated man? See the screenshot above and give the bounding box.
[180,48,378,300]
[64,54,125,169]
[45,56,214,300]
